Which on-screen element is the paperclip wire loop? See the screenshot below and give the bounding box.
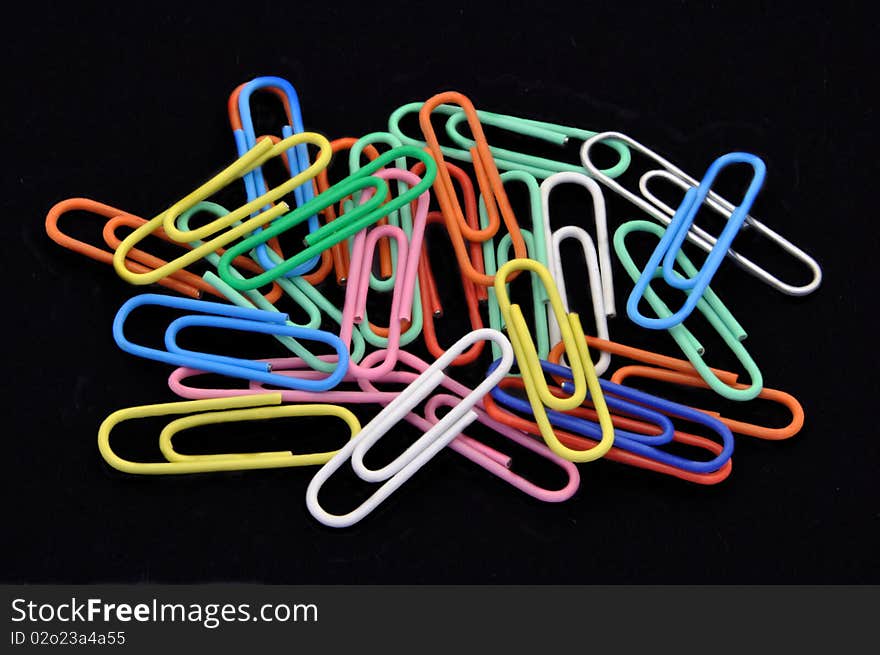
[418,92,529,287]
[113,294,349,391]
[625,153,766,330]
[306,329,514,528]
[232,76,322,276]
[610,365,803,440]
[46,198,211,299]
[98,394,360,475]
[582,131,822,296]
[388,103,630,179]
[217,145,437,290]
[488,360,734,474]
[541,172,615,317]
[494,259,614,461]
[614,220,763,401]
[112,133,331,286]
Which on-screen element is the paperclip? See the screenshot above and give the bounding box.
[495,259,614,462]
[217,145,437,290]
[113,133,331,286]
[582,131,822,296]
[230,76,322,276]
[610,365,804,440]
[100,208,285,304]
[113,294,349,391]
[305,328,514,528]
[541,172,615,317]
[483,373,733,483]
[418,92,529,288]
[417,212,486,366]
[388,103,630,179]
[45,198,217,299]
[614,220,762,401]
[626,153,766,330]
[98,394,360,475]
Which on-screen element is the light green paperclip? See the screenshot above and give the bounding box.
[479,171,550,360]
[176,203,364,372]
[613,220,762,401]
[388,102,631,180]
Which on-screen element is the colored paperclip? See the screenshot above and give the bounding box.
[98,394,359,475]
[582,131,822,296]
[418,92,529,287]
[113,133,331,286]
[305,328,514,528]
[45,198,229,300]
[217,145,437,290]
[614,220,763,401]
[113,294,349,391]
[494,259,613,462]
[483,372,733,484]
[625,153,766,330]
[229,76,321,276]
[389,103,630,179]
[610,365,804,440]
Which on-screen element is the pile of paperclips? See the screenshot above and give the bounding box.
[46,77,821,528]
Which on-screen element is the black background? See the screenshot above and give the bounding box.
[3,2,877,583]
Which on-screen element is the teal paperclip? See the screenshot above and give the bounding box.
[175,203,363,372]
[388,102,631,179]
[218,145,437,290]
[348,132,424,348]
[613,220,762,401]
[481,171,550,360]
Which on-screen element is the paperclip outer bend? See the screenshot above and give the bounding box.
[98,394,360,475]
[610,365,804,440]
[494,258,614,462]
[305,328,514,528]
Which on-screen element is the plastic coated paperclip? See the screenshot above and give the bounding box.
[582,131,822,296]
[305,328,514,528]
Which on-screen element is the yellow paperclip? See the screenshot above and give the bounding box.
[98,394,360,475]
[113,133,332,285]
[494,259,613,462]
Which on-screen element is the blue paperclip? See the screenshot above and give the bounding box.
[627,153,766,330]
[233,76,320,277]
[488,359,734,473]
[486,359,675,446]
[113,294,349,391]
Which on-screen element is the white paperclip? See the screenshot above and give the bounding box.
[305,328,515,528]
[581,131,822,297]
[549,226,611,376]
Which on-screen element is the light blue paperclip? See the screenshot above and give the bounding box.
[626,152,766,330]
[233,76,320,277]
[614,220,762,401]
[113,294,349,391]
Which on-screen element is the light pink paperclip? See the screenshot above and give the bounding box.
[338,168,429,379]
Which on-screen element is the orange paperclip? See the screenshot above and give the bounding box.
[45,198,281,303]
[482,376,732,485]
[419,91,528,289]
[610,365,804,440]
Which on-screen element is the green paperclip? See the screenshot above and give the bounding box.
[388,102,631,179]
[176,203,363,372]
[480,171,550,360]
[613,220,762,401]
[218,145,437,290]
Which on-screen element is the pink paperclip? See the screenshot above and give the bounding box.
[355,350,581,502]
[338,168,429,378]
